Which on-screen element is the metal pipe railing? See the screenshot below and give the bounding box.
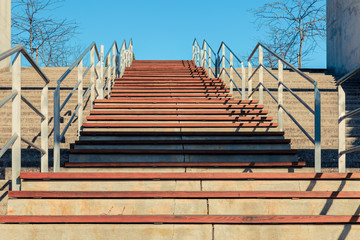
[53,40,133,172]
[0,45,50,190]
[248,42,321,173]
[336,65,360,173]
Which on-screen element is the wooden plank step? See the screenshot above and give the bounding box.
[82,123,278,128]
[85,116,273,121]
[92,104,264,109]
[74,139,290,145]
[97,99,255,104]
[113,83,225,86]
[109,94,233,97]
[79,131,285,136]
[64,161,305,168]
[21,172,360,181]
[8,190,360,199]
[110,90,229,93]
[111,86,227,89]
[1,215,360,224]
[89,110,268,115]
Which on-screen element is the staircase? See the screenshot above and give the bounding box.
[69,60,297,163]
[2,60,360,239]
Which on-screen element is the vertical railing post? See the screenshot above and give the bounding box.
[314,83,322,173]
[241,62,246,100]
[99,45,104,99]
[208,48,212,78]
[203,42,207,69]
[248,62,253,100]
[222,44,225,79]
[41,81,48,172]
[338,84,346,173]
[90,46,95,110]
[78,59,83,136]
[192,45,195,61]
[112,44,116,88]
[107,53,111,98]
[258,46,264,104]
[53,85,61,173]
[12,52,21,190]
[197,45,200,66]
[200,49,204,67]
[215,56,219,78]
[229,52,234,95]
[278,60,284,131]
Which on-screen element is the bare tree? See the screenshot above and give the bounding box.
[12,0,78,66]
[253,0,326,68]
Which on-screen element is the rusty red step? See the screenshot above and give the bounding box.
[82,122,278,128]
[89,110,268,115]
[109,94,232,97]
[19,172,360,181]
[11,190,360,199]
[64,161,305,168]
[97,99,254,104]
[110,90,229,93]
[86,116,273,121]
[93,104,264,109]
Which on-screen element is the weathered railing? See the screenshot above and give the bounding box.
[247,43,321,172]
[53,40,133,172]
[0,45,50,190]
[336,66,360,173]
[192,40,322,172]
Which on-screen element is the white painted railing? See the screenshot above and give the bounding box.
[53,40,133,172]
[0,45,50,190]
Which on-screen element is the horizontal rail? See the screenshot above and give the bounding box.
[60,80,81,112]
[339,107,360,123]
[83,83,93,100]
[57,42,100,85]
[21,136,46,154]
[21,94,46,120]
[202,40,216,56]
[339,145,360,156]
[336,65,360,86]
[60,103,80,141]
[0,90,18,108]
[248,42,316,85]
[216,42,243,64]
[0,134,18,158]
[0,45,50,84]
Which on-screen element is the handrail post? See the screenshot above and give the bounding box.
[197,45,200,66]
[78,59,83,136]
[192,45,195,61]
[107,53,111,98]
[12,52,21,190]
[215,56,219,78]
[222,43,225,79]
[53,85,61,172]
[99,45,104,99]
[338,84,346,173]
[112,44,116,88]
[278,60,284,131]
[203,42,207,69]
[314,84,322,173]
[208,48,212,78]
[41,81,48,172]
[90,46,95,110]
[259,46,264,104]
[229,52,234,95]
[200,49,204,67]
[241,62,246,100]
[248,62,253,100]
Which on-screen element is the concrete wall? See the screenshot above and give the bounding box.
[327,0,360,76]
[0,0,11,72]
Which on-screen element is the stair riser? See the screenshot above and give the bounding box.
[7,199,359,216]
[72,143,290,151]
[69,154,297,163]
[21,180,359,192]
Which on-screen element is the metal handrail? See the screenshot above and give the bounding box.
[53,40,133,172]
[247,42,321,172]
[0,44,50,190]
[336,65,360,173]
[248,42,316,85]
[217,41,243,65]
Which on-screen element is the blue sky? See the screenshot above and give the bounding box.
[56,0,326,68]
